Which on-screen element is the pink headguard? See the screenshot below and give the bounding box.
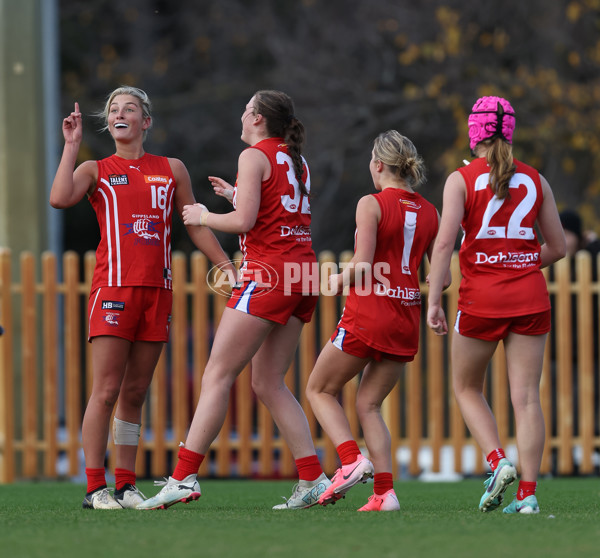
[468,96,515,151]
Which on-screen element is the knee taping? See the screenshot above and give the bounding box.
[112,417,141,446]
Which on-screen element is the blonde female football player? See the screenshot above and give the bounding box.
[307,130,448,511]
[50,86,234,509]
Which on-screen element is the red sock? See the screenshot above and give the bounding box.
[517,480,537,500]
[295,454,323,482]
[172,446,204,481]
[85,467,107,494]
[115,468,136,491]
[336,440,361,466]
[486,448,506,471]
[373,472,393,495]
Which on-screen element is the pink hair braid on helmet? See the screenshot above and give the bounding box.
[468,96,515,151]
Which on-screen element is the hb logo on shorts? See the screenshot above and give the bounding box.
[102,300,125,310]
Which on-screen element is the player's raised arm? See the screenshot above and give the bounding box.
[50,102,96,208]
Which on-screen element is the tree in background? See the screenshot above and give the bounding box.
[58,0,600,256]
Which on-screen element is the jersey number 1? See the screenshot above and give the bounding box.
[402,211,417,275]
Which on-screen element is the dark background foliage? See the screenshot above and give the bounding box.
[58,0,600,258]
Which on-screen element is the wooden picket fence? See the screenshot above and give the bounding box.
[0,247,598,483]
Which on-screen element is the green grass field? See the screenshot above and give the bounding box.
[1,478,598,558]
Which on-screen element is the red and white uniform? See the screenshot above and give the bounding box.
[233,137,316,294]
[337,188,438,358]
[89,153,175,292]
[457,157,549,317]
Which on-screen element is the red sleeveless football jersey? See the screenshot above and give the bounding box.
[233,137,316,294]
[89,153,175,292]
[457,157,549,317]
[339,188,438,357]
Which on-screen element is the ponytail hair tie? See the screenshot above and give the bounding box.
[286,114,295,125]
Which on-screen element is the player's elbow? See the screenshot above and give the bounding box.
[550,236,567,261]
[237,214,257,234]
[555,242,567,261]
[442,270,452,290]
[543,239,567,267]
[49,194,70,209]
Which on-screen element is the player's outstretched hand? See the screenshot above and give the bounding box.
[209,176,234,203]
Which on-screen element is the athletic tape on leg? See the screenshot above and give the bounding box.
[112,417,141,446]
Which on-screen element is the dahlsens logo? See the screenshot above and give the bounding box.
[280,225,311,238]
[475,251,539,265]
[374,283,421,306]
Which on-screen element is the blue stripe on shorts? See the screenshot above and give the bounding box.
[332,326,347,351]
[234,281,258,314]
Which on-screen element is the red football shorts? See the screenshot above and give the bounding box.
[454,309,551,341]
[330,326,413,363]
[88,286,172,342]
[227,281,317,325]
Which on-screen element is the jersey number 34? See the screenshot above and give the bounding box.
[278,151,311,214]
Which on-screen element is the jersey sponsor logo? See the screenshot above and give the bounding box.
[122,217,162,243]
[103,312,119,326]
[280,225,311,238]
[129,165,141,172]
[399,199,421,210]
[101,300,125,311]
[109,174,129,185]
[374,283,421,306]
[144,175,169,184]
[475,251,539,266]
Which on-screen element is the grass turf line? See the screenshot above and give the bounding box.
[0,478,598,558]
